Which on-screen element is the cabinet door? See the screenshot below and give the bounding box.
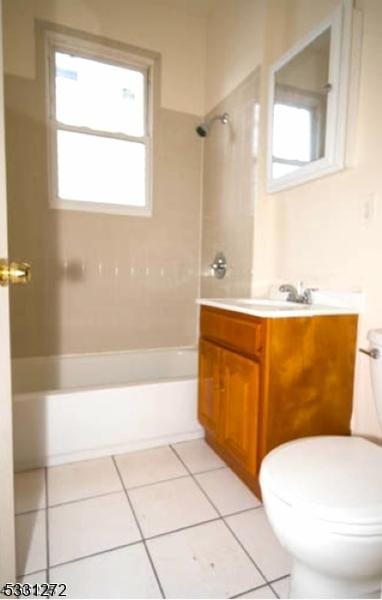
[198,339,222,438]
[220,348,259,474]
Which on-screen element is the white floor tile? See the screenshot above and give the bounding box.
[19,571,47,585]
[50,544,161,599]
[271,577,290,599]
[115,445,187,489]
[15,511,47,576]
[49,492,141,566]
[237,584,277,598]
[226,508,291,581]
[173,439,225,473]
[15,469,46,514]
[18,571,49,597]
[147,520,265,598]
[129,476,218,538]
[48,457,122,506]
[196,468,261,515]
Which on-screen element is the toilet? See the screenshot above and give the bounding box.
[259,329,382,599]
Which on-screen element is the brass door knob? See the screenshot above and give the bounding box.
[0,259,31,286]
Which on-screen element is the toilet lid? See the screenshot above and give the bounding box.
[261,436,382,532]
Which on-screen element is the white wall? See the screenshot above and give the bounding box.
[3,0,207,115]
[205,0,382,439]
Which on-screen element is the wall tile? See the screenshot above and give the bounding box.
[201,70,260,299]
[6,70,203,356]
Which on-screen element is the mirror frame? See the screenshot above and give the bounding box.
[267,1,353,193]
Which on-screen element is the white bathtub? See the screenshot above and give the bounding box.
[12,347,202,471]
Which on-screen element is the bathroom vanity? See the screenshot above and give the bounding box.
[197,299,358,496]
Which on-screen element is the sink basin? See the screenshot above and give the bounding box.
[226,298,313,311]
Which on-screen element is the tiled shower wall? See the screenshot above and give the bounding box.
[6,29,259,358]
[201,70,260,298]
[5,59,202,357]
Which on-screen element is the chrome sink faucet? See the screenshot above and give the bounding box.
[279,283,317,305]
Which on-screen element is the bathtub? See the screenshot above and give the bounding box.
[12,347,202,471]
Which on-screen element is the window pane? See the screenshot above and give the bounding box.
[273,103,312,162]
[55,52,145,136]
[57,130,146,207]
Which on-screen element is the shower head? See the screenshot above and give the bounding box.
[195,112,229,138]
[196,123,208,137]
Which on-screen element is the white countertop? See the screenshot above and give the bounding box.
[196,298,360,319]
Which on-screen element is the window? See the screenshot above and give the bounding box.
[46,32,153,215]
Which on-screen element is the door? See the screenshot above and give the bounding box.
[220,347,260,475]
[0,2,16,586]
[198,339,222,439]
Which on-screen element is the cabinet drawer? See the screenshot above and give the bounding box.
[200,307,264,358]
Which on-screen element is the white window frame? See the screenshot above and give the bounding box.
[266,1,353,193]
[45,30,154,216]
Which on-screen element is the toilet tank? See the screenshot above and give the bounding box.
[367,329,382,428]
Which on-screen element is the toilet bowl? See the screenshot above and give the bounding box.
[259,329,382,599]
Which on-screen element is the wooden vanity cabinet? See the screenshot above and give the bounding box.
[198,306,358,496]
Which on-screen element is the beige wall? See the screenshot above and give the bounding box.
[3,0,207,115]
[205,0,382,439]
[205,0,266,113]
[6,0,382,440]
[200,70,260,298]
[4,8,203,357]
[272,0,382,440]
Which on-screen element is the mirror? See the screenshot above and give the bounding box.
[267,2,352,192]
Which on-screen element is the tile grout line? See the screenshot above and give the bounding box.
[16,462,261,518]
[223,517,274,593]
[121,473,190,493]
[229,574,289,599]
[169,445,223,518]
[44,488,123,511]
[229,581,275,599]
[269,575,290,585]
[19,568,49,580]
[44,467,50,584]
[21,508,261,576]
[145,516,222,542]
[268,582,281,598]
[16,489,122,516]
[16,461,228,517]
[170,444,269,590]
[111,455,166,600]
[15,507,47,518]
[37,541,143,574]
[25,515,225,576]
[19,445,287,591]
[16,498,261,522]
[267,573,291,600]
[170,444,288,595]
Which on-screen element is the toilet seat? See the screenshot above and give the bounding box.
[261,436,382,535]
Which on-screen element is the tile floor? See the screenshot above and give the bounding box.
[15,439,291,599]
